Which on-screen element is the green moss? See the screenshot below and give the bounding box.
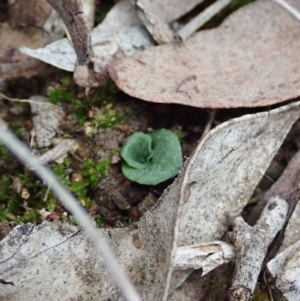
[48,87,74,105]
[0,154,109,226]
[47,198,57,212]
[87,79,118,107]
[69,217,79,226]
[47,77,89,126]
[82,158,110,188]
[251,287,269,301]
[0,143,12,161]
[94,106,123,129]
[0,171,46,223]
[0,80,118,226]
[95,213,105,228]
[18,208,41,224]
[48,79,120,133]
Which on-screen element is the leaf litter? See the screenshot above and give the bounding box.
[108,0,300,108]
[2,0,300,300]
[1,101,300,300]
[20,0,154,73]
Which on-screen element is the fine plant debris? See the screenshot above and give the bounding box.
[2,0,300,300]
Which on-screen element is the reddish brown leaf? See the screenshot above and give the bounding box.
[108,0,300,108]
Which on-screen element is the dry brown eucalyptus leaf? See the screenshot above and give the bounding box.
[108,0,300,108]
[1,102,300,301]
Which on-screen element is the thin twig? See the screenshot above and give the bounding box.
[0,92,45,104]
[263,270,274,301]
[177,0,233,41]
[228,196,288,301]
[0,127,141,301]
[202,110,216,138]
[43,186,51,202]
[271,0,300,22]
[90,57,107,68]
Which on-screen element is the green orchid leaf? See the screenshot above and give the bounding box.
[120,132,153,169]
[121,129,183,185]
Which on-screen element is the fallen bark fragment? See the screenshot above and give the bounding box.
[93,0,142,32]
[0,222,142,301]
[30,96,65,148]
[228,196,288,301]
[37,139,77,164]
[174,241,235,274]
[135,4,174,43]
[247,147,300,268]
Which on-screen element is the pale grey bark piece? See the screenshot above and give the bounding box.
[30,96,65,148]
[263,146,300,301]
[36,139,77,164]
[268,240,300,301]
[135,5,174,44]
[266,183,300,301]
[228,196,288,301]
[281,201,300,251]
[174,241,235,274]
[92,0,141,33]
[0,222,143,301]
[168,264,233,301]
